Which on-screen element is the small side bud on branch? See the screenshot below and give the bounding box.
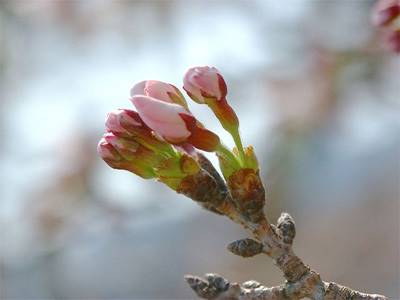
[242,280,262,289]
[277,212,296,245]
[227,238,263,258]
[184,274,229,299]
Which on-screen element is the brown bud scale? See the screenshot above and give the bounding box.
[227,238,263,257]
[177,169,228,211]
[227,168,265,223]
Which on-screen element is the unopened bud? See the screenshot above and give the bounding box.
[277,212,296,245]
[105,109,142,134]
[183,66,227,103]
[184,66,239,133]
[227,238,263,257]
[131,80,188,108]
[184,274,229,299]
[386,29,400,53]
[97,134,156,179]
[372,0,400,27]
[97,137,122,162]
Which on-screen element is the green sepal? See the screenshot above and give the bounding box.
[232,146,259,170]
[244,146,259,170]
[217,153,238,180]
[180,154,200,175]
[154,153,201,186]
[154,157,184,178]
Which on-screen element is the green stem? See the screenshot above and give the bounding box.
[231,127,246,167]
[216,143,241,169]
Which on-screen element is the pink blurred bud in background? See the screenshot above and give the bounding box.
[386,29,400,53]
[372,0,400,54]
[372,0,400,27]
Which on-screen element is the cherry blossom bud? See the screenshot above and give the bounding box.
[105,108,175,155]
[372,0,400,27]
[183,66,227,103]
[131,95,191,143]
[183,66,239,138]
[103,132,140,160]
[386,29,400,53]
[98,131,206,189]
[97,137,122,162]
[105,109,142,135]
[97,134,156,179]
[131,80,188,108]
[131,95,221,151]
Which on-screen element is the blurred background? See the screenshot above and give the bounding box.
[0,0,399,299]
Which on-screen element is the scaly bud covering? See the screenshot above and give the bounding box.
[184,274,230,299]
[227,238,264,257]
[277,212,296,245]
[227,168,265,223]
[131,80,188,108]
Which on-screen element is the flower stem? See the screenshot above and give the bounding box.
[216,143,241,169]
[231,127,246,167]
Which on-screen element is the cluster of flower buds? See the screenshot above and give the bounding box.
[98,67,266,223]
[372,0,400,53]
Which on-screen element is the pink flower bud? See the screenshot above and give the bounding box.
[105,109,142,134]
[97,137,122,162]
[131,80,187,108]
[372,0,400,27]
[386,29,400,53]
[183,66,227,103]
[98,133,157,178]
[103,132,140,160]
[131,95,192,143]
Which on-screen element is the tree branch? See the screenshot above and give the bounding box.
[185,273,387,300]
[184,156,388,300]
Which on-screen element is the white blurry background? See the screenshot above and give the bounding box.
[0,0,399,299]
